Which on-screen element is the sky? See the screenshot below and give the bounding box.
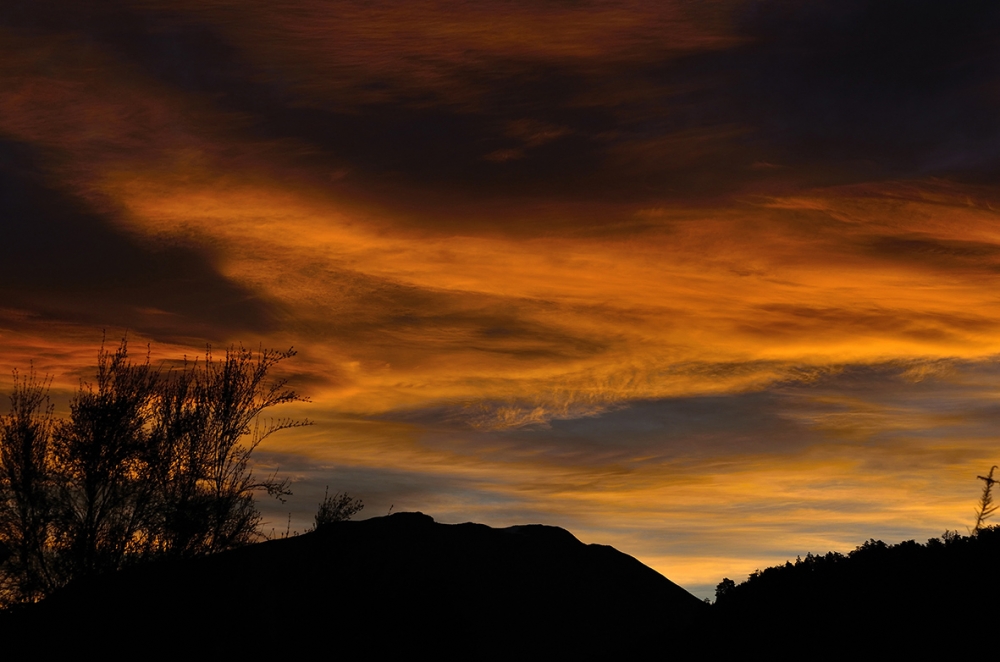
[2,0,1000,599]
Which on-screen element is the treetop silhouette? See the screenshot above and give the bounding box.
[973,465,998,534]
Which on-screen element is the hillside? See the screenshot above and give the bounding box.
[0,512,707,656]
[711,527,1000,655]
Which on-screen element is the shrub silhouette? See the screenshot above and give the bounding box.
[0,339,309,605]
[313,486,363,531]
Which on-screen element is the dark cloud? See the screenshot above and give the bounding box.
[524,393,812,460]
[0,1,612,199]
[0,139,276,340]
[723,0,1000,180]
[6,0,996,220]
[864,235,1000,272]
[282,264,611,365]
[740,304,994,343]
[377,391,814,466]
[599,0,1000,195]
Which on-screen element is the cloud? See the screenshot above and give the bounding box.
[864,235,1000,273]
[0,139,277,342]
[721,0,1000,181]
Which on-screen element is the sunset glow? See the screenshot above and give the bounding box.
[3,0,999,597]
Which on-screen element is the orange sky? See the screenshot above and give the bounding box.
[2,0,999,597]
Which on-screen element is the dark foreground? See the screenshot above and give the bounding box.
[0,512,706,657]
[711,527,1000,656]
[4,514,997,657]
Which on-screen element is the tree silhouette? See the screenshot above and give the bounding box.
[159,345,306,553]
[51,341,160,579]
[0,339,310,605]
[0,369,57,603]
[973,465,998,534]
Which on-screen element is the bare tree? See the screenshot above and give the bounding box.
[183,345,306,552]
[50,340,159,578]
[0,339,312,605]
[146,356,212,556]
[0,369,57,603]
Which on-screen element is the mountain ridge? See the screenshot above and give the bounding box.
[1,511,706,656]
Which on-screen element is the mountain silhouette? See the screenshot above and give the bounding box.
[0,512,706,656]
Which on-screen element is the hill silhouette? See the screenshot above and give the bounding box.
[0,512,707,656]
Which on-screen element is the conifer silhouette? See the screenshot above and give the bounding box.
[973,465,998,534]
